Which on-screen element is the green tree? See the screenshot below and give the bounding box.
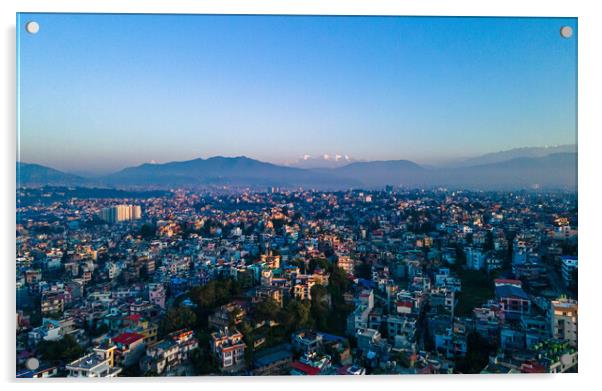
[455,332,495,374]
[355,262,372,280]
[190,347,218,375]
[236,270,255,291]
[309,258,329,273]
[310,285,329,331]
[255,298,281,322]
[36,334,83,363]
[159,306,197,336]
[139,223,157,239]
[280,299,313,332]
[328,266,350,301]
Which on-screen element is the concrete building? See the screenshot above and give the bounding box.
[560,256,578,286]
[210,327,246,371]
[66,345,122,377]
[550,298,578,347]
[99,204,142,223]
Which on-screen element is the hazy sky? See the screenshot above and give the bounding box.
[17,14,577,174]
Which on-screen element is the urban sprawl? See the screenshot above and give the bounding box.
[16,186,578,377]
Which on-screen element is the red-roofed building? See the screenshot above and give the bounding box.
[124,314,142,324]
[113,332,143,346]
[290,361,321,375]
[112,332,145,367]
[521,361,546,373]
[396,301,413,314]
[290,351,331,375]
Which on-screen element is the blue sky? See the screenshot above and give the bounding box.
[17,14,577,174]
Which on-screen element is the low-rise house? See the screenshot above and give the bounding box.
[473,303,503,342]
[66,344,122,377]
[208,302,246,330]
[495,280,531,319]
[122,314,159,345]
[434,268,462,292]
[112,332,146,368]
[485,339,577,374]
[429,288,455,316]
[16,365,58,378]
[293,275,316,301]
[533,339,578,373]
[434,319,468,359]
[346,289,374,335]
[140,329,199,375]
[252,286,283,307]
[28,318,63,346]
[356,328,381,353]
[252,343,293,376]
[291,330,323,353]
[147,283,166,309]
[210,327,246,372]
[41,290,65,315]
[290,351,331,376]
[384,314,417,351]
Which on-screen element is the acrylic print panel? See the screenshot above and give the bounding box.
[16,13,577,377]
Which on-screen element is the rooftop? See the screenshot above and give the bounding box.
[113,332,144,346]
[67,353,109,371]
[495,285,529,300]
[290,361,321,375]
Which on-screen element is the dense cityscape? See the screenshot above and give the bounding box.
[14,11,579,380]
[16,185,578,377]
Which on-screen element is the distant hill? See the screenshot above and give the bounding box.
[453,145,576,167]
[17,162,87,186]
[18,151,577,191]
[103,156,356,188]
[436,153,577,190]
[325,160,427,187]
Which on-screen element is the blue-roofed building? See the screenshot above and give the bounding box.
[495,282,531,318]
[16,364,58,378]
[355,278,377,290]
[252,343,293,376]
[317,332,346,343]
[169,276,190,297]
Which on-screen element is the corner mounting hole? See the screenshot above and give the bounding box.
[26,21,40,34]
[560,26,573,39]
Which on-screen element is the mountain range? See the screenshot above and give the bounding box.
[17,163,86,186]
[289,154,357,169]
[17,146,577,190]
[450,144,577,167]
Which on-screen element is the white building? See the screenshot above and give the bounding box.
[550,298,578,347]
[66,345,122,377]
[99,204,142,223]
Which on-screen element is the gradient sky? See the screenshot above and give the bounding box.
[17,14,577,175]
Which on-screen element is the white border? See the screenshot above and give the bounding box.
[2,1,600,391]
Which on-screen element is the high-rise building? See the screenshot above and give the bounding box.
[99,205,142,223]
[131,205,142,220]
